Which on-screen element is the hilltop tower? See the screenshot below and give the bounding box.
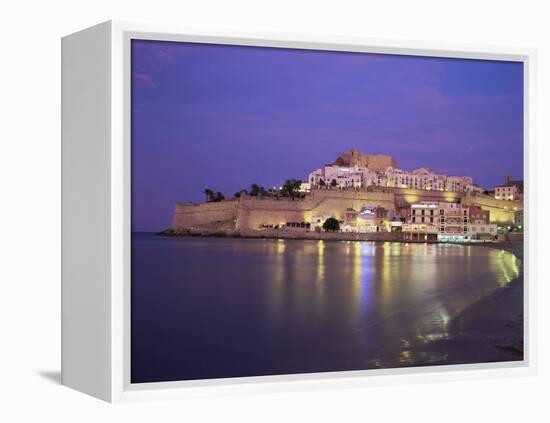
[334,148,397,172]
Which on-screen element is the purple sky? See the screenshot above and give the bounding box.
[131,39,524,232]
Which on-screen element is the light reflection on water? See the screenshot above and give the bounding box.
[131,234,521,383]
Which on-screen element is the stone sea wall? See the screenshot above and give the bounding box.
[170,187,519,235]
[171,200,239,232]
[237,189,396,230]
[240,228,404,242]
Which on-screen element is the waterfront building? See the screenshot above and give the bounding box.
[469,205,490,225]
[403,201,497,242]
[410,201,438,225]
[467,222,498,240]
[342,208,359,230]
[467,205,498,239]
[402,202,440,241]
[402,223,438,241]
[439,202,469,236]
[341,206,389,232]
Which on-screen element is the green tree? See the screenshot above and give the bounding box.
[250,183,261,196]
[322,217,340,232]
[214,192,225,202]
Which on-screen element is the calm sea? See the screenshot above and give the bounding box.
[131,233,519,383]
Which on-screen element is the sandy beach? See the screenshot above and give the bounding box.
[410,240,524,366]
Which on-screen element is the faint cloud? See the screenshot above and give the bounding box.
[134,72,156,88]
[157,49,173,62]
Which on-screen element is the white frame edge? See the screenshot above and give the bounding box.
[62,20,538,403]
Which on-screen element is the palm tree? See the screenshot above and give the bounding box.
[281,179,302,199]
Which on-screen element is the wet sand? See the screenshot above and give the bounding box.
[413,241,524,365]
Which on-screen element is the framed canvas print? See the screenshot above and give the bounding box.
[61,21,537,402]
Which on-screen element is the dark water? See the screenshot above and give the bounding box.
[131,233,519,383]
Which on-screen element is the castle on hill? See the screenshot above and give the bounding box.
[334,148,397,172]
[307,148,482,193]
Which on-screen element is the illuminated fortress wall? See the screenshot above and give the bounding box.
[237,189,396,230]
[392,187,462,206]
[308,189,395,218]
[462,193,520,224]
[172,200,239,232]
[172,190,395,232]
[236,197,310,231]
[171,187,518,233]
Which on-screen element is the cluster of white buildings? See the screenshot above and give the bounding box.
[292,151,521,241]
[307,164,483,193]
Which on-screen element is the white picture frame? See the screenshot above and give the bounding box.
[61,20,538,403]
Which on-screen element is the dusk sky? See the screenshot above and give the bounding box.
[131,39,523,232]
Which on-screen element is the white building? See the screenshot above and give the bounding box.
[298,181,311,192]
[495,184,519,201]
[445,175,474,192]
[341,206,391,233]
[409,201,439,225]
[308,164,479,193]
[308,165,373,189]
[386,167,447,190]
[494,176,524,201]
